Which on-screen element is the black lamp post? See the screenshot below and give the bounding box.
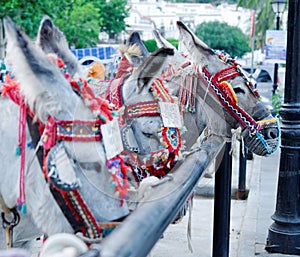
[265,0,300,254]
[271,0,286,96]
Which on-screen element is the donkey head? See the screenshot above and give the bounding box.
[122,47,175,156]
[175,21,280,156]
[4,17,129,238]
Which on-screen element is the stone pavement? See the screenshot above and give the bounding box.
[150,147,295,257]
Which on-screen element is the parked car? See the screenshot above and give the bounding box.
[242,65,285,113]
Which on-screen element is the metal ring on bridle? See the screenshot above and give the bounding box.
[1,209,20,229]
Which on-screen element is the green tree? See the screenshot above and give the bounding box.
[144,38,179,52]
[95,0,129,41]
[237,0,286,51]
[144,39,158,52]
[0,0,73,39]
[55,1,102,48]
[195,21,250,58]
[0,0,74,58]
[0,0,130,52]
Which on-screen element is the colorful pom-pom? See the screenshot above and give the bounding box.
[27,141,34,149]
[99,115,106,121]
[15,146,21,156]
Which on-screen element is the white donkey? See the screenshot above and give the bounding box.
[0,17,175,254]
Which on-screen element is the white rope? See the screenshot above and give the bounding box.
[75,232,102,244]
[187,197,194,253]
[230,127,244,157]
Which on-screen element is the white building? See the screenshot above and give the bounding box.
[125,1,253,41]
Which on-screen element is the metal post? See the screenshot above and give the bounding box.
[85,136,224,257]
[272,15,280,96]
[213,142,232,257]
[266,0,300,254]
[237,144,248,200]
[272,63,279,95]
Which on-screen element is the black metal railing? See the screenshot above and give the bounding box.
[79,135,227,257]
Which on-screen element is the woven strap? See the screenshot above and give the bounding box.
[212,65,240,83]
[124,101,160,120]
[56,120,103,142]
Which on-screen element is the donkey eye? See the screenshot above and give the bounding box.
[233,87,245,94]
[142,132,153,138]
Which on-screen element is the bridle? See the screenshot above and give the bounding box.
[161,50,279,155]
[106,76,185,184]
[196,51,279,155]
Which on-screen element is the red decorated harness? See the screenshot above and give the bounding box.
[2,74,131,240]
[132,78,183,180]
[103,76,184,184]
[161,50,279,155]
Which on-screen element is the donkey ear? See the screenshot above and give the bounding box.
[128,31,150,59]
[36,16,83,78]
[36,15,66,54]
[176,21,214,64]
[4,17,81,123]
[152,29,186,70]
[132,47,174,93]
[153,30,175,50]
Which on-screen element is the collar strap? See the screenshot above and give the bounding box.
[120,78,172,122]
[56,120,103,142]
[122,78,184,183]
[43,117,105,151]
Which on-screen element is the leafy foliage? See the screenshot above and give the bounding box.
[95,0,129,40]
[144,38,179,52]
[195,21,250,58]
[0,0,129,48]
[55,1,102,48]
[237,0,285,50]
[0,0,74,39]
[144,39,158,52]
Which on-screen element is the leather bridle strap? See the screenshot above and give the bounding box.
[197,65,261,135]
[0,194,13,215]
[211,65,240,83]
[42,117,102,239]
[124,100,160,120]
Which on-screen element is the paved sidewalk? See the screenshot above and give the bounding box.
[151,148,294,257]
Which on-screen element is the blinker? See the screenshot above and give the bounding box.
[219,81,238,105]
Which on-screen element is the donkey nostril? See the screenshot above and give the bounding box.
[268,129,279,139]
